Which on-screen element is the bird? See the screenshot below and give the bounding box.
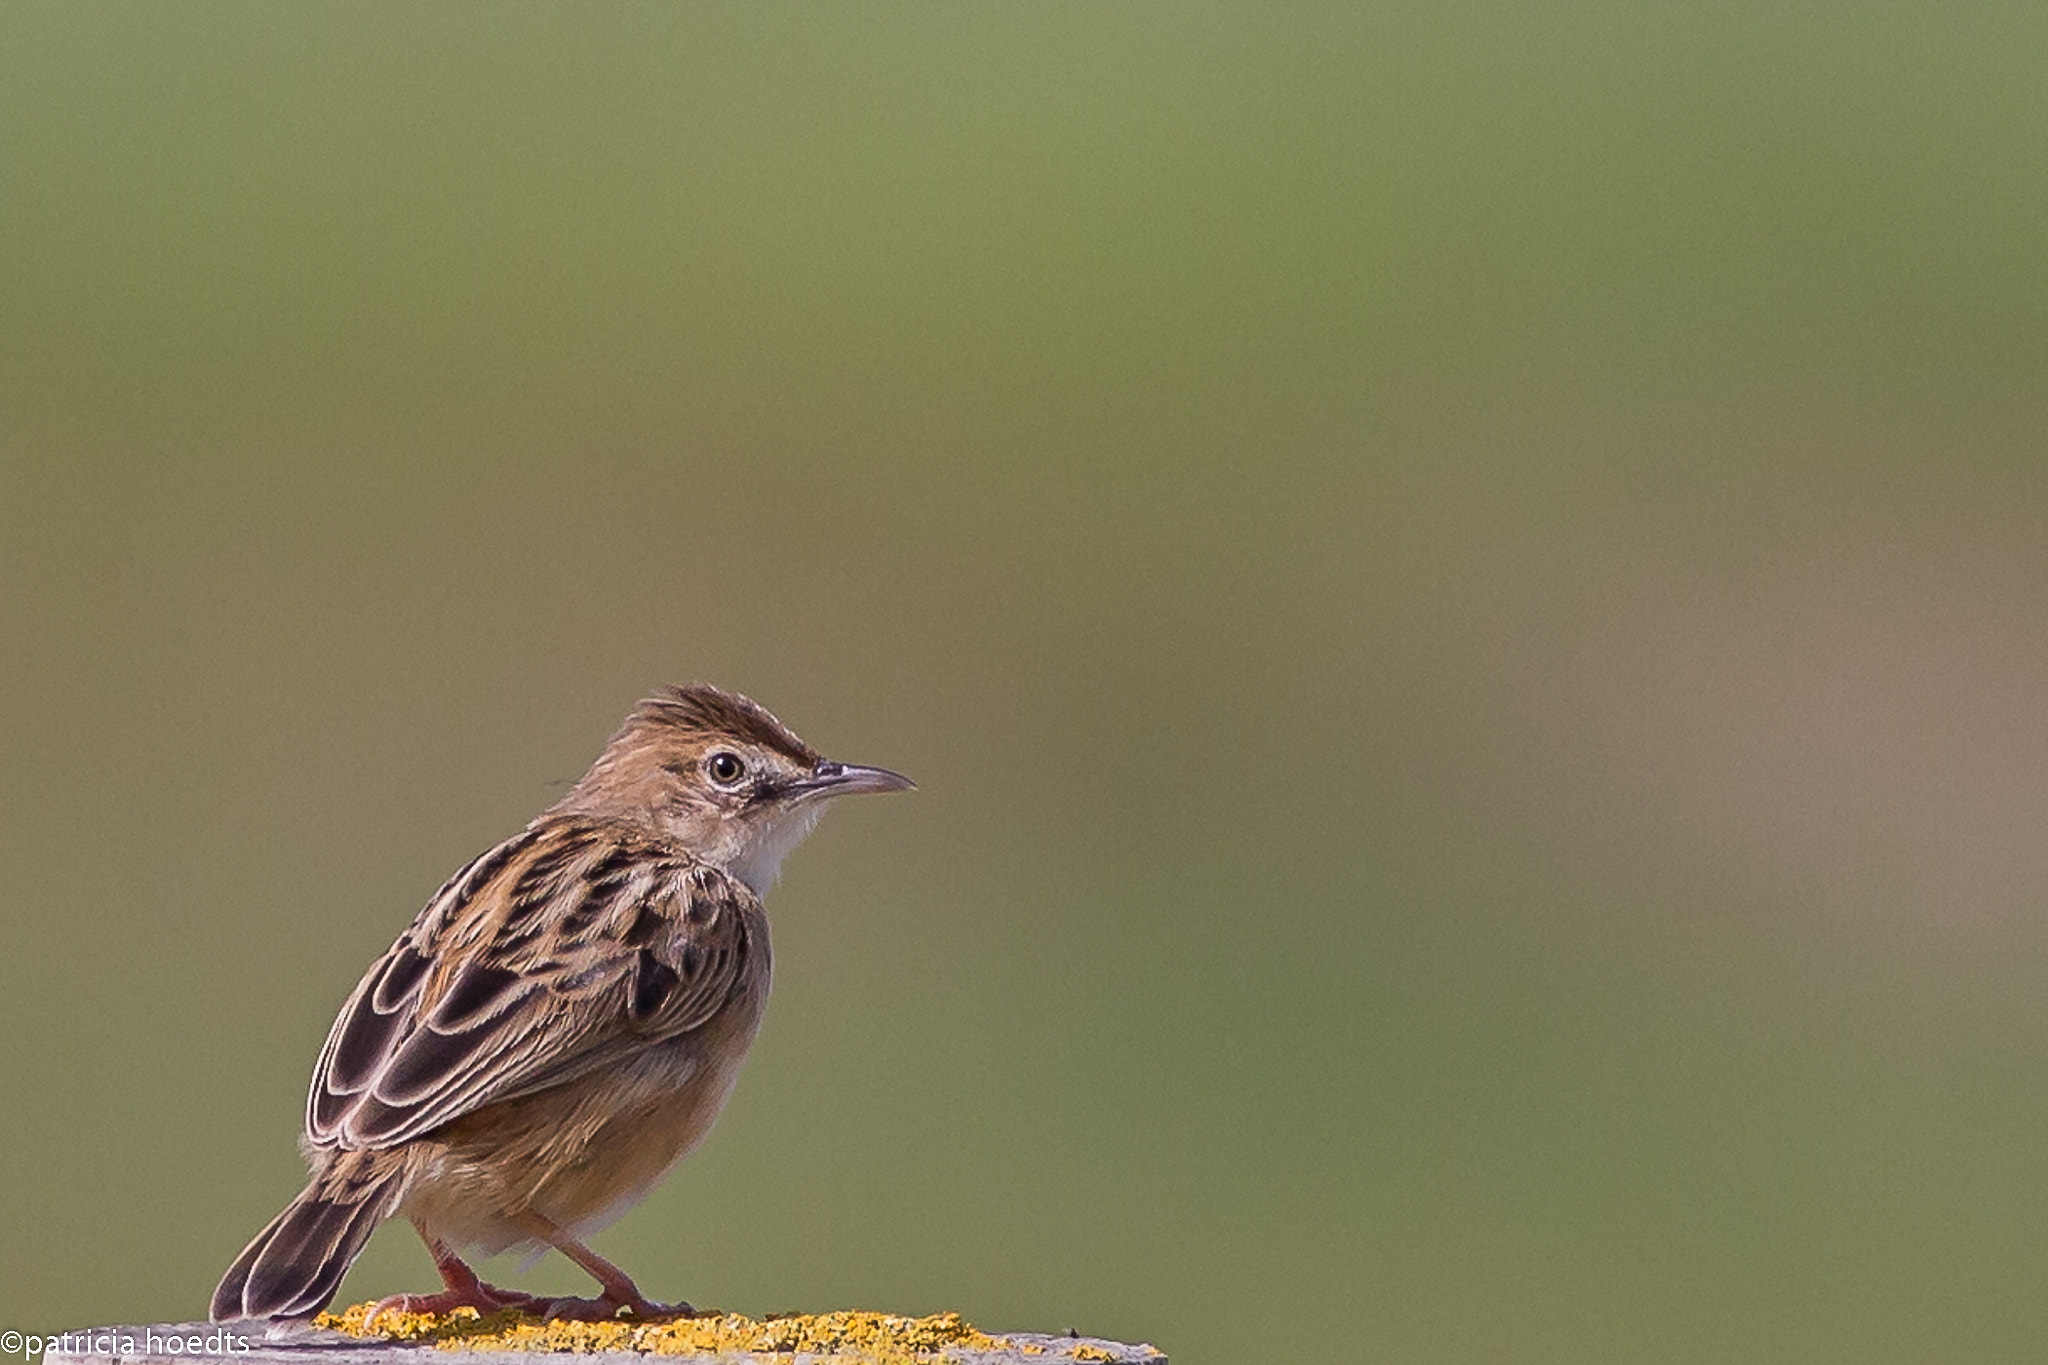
[209,684,914,1325]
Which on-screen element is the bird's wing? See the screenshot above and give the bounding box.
[303,817,756,1152]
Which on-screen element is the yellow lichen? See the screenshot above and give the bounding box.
[315,1303,1016,1362]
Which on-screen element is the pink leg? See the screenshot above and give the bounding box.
[509,1209,693,1321]
[364,1220,545,1328]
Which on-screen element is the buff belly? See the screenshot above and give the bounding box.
[386,996,763,1258]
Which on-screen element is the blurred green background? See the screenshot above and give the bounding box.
[4,4,2047,1361]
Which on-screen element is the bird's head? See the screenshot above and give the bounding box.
[551,684,914,894]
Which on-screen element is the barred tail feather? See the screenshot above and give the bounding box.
[210,1162,404,1322]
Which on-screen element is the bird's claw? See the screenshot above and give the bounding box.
[522,1294,694,1322]
[365,1282,544,1330]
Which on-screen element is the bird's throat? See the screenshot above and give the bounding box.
[727,804,826,896]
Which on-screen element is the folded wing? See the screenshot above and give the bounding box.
[304,818,753,1151]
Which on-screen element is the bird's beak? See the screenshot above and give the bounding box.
[795,759,916,799]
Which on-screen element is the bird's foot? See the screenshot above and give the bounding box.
[527,1292,694,1322]
[365,1280,543,1330]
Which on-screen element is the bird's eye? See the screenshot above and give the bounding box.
[706,751,746,786]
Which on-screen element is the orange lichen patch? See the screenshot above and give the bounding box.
[317,1303,1011,1361]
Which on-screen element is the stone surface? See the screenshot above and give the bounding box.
[39,1322,1165,1365]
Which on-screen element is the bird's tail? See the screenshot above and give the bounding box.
[210,1155,406,1322]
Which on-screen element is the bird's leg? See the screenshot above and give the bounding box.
[510,1209,693,1321]
[365,1220,544,1328]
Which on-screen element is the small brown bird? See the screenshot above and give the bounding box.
[210,685,913,1324]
